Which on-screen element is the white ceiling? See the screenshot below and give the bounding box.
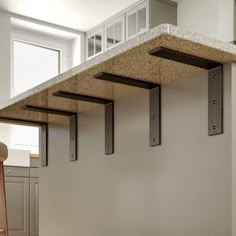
[0,0,143,31]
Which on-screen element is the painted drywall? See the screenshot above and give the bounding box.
[39,67,231,236]
[0,11,11,146]
[0,12,31,167]
[178,0,234,42]
[231,62,236,236]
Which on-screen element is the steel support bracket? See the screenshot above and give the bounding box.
[94,72,161,147]
[0,117,49,167]
[53,91,114,155]
[40,124,48,167]
[70,114,78,161]
[105,102,114,154]
[22,105,78,163]
[208,66,223,135]
[149,47,223,136]
[150,86,161,146]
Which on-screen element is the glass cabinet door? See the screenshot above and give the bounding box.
[128,12,137,38]
[95,33,102,54]
[137,7,147,33]
[126,1,149,40]
[114,21,123,44]
[106,25,114,49]
[105,15,125,50]
[88,36,95,58]
[87,28,103,59]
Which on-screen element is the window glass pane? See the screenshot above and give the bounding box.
[128,13,137,38]
[106,25,114,49]
[95,33,102,54]
[13,41,59,154]
[11,125,39,154]
[114,21,122,44]
[137,7,146,33]
[88,36,95,58]
[13,41,59,96]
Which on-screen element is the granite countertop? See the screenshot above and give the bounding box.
[0,23,236,124]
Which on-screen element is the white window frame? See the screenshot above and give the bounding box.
[126,0,149,41]
[105,14,125,51]
[86,26,104,60]
[11,29,72,95]
[10,28,72,154]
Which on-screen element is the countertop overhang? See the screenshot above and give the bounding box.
[1,24,236,124]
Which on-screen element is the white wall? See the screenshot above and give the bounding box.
[178,0,234,42]
[0,12,32,167]
[231,63,236,236]
[0,11,11,146]
[39,67,232,236]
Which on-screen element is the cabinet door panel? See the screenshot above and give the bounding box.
[126,1,149,40]
[30,178,39,236]
[128,12,137,38]
[0,177,30,236]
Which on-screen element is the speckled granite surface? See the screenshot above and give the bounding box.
[1,24,236,123]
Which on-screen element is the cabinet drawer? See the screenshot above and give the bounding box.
[4,166,30,177]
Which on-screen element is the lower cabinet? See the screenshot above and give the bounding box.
[30,178,39,236]
[0,167,39,236]
[5,176,30,236]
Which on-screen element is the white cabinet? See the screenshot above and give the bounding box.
[105,15,125,50]
[126,1,149,40]
[87,27,104,59]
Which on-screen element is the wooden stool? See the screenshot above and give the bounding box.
[0,143,8,236]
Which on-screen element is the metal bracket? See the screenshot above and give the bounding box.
[53,91,114,155]
[94,72,161,147]
[22,105,78,162]
[150,86,161,146]
[0,117,49,167]
[208,66,223,135]
[149,47,221,70]
[149,47,223,136]
[40,124,48,167]
[105,102,114,154]
[70,114,78,161]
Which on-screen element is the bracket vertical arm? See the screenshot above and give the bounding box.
[105,102,114,155]
[208,66,223,135]
[40,124,48,167]
[70,114,78,161]
[150,86,161,146]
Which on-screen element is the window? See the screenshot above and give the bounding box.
[105,15,125,50]
[87,27,103,59]
[126,1,149,40]
[13,41,60,96]
[11,40,60,153]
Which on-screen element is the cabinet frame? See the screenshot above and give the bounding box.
[30,177,39,236]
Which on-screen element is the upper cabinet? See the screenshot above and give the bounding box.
[86,0,177,60]
[126,1,149,40]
